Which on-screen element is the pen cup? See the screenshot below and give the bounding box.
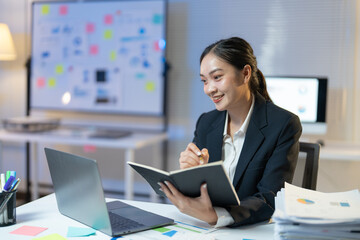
[0,190,17,226]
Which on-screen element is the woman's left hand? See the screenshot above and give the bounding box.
[159,181,218,225]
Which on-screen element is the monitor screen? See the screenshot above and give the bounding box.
[30,0,167,116]
[266,76,328,135]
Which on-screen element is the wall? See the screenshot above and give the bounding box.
[0,0,359,197]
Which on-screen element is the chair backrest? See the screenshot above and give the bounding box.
[292,142,320,190]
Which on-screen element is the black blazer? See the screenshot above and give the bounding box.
[193,92,302,227]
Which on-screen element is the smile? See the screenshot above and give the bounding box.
[212,95,224,103]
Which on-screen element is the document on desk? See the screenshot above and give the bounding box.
[120,221,216,240]
[284,182,360,221]
[273,183,360,240]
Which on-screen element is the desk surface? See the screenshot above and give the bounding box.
[0,194,274,239]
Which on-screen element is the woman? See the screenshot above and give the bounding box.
[159,37,302,227]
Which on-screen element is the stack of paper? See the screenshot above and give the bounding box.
[273,183,360,240]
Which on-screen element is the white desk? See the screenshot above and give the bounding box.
[0,128,167,200]
[0,194,274,239]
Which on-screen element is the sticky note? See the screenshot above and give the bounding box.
[41,5,50,15]
[154,41,160,51]
[104,14,113,24]
[86,23,95,33]
[110,50,116,61]
[145,81,155,92]
[104,29,113,39]
[59,5,68,15]
[135,72,145,79]
[55,65,64,74]
[10,225,48,236]
[37,77,45,88]
[90,45,99,55]
[33,233,67,240]
[152,14,163,24]
[83,145,97,153]
[67,226,96,237]
[48,78,56,87]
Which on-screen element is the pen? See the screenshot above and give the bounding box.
[3,176,15,192]
[10,178,20,191]
[6,171,11,181]
[197,152,204,165]
[10,171,16,179]
[194,142,204,165]
[0,174,5,191]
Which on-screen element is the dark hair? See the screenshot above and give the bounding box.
[200,37,271,101]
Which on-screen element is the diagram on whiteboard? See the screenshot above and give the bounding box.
[31,1,166,115]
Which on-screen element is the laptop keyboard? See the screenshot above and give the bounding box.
[109,212,145,232]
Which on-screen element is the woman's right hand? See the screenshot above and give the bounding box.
[179,143,209,169]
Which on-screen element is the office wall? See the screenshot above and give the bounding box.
[0,0,359,195]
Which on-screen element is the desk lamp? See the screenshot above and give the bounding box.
[0,23,16,61]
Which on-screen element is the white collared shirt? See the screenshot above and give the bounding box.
[222,95,254,183]
[214,95,255,227]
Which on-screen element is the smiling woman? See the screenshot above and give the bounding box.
[159,37,302,227]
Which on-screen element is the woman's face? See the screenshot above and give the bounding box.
[200,53,251,112]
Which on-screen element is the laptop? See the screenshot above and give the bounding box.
[44,147,174,237]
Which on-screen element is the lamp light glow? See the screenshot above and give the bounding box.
[0,23,17,61]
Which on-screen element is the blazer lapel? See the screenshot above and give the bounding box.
[207,111,226,163]
[232,93,267,187]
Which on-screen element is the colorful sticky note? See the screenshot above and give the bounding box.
[67,226,96,237]
[145,81,155,92]
[83,145,97,153]
[86,23,95,33]
[55,64,64,74]
[135,72,145,79]
[110,50,116,61]
[104,29,113,39]
[104,14,113,24]
[48,78,56,87]
[10,225,48,236]
[41,5,50,15]
[59,5,68,15]
[33,233,67,240]
[90,45,99,55]
[154,41,160,51]
[37,77,45,88]
[152,14,163,24]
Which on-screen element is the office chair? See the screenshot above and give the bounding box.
[292,142,320,190]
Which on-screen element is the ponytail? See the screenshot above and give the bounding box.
[255,70,271,101]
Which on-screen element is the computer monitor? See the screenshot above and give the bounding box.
[266,76,328,135]
[30,0,167,116]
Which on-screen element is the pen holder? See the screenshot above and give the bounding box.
[0,190,17,226]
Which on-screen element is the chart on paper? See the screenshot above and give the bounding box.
[120,221,216,240]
